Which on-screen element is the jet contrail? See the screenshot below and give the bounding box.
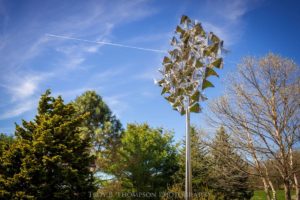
[46,33,167,53]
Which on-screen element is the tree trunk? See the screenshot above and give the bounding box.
[268,180,277,200]
[247,134,273,200]
[262,178,271,200]
[264,163,277,200]
[294,173,300,200]
[290,149,299,200]
[284,180,292,200]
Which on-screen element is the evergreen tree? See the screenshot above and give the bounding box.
[210,127,253,200]
[0,90,95,200]
[176,127,211,190]
[72,91,123,173]
[167,127,216,200]
[0,133,14,156]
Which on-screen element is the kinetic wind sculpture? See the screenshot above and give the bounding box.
[156,15,224,200]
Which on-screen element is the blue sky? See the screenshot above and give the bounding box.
[0,0,300,141]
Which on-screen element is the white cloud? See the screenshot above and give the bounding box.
[14,80,37,99]
[104,94,129,117]
[0,0,157,119]
[226,1,249,21]
[134,68,159,81]
[0,99,35,120]
[9,76,40,101]
[65,56,86,69]
[204,0,259,23]
[45,0,158,70]
[200,0,262,46]
[1,74,44,101]
[0,72,52,119]
[202,22,233,46]
[92,68,125,81]
[53,87,96,101]
[212,0,251,22]
[84,45,100,53]
[141,91,155,98]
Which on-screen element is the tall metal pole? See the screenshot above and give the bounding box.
[156,15,224,200]
[185,102,192,200]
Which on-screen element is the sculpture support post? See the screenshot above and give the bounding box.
[185,104,192,200]
[156,14,224,200]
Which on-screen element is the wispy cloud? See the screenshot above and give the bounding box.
[53,87,96,101]
[200,0,262,46]
[103,94,129,117]
[0,0,157,119]
[209,0,255,22]
[134,67,160,81]
[4,75,42,102]
[0,72,52,119]
[0,100,36,120]
[91,68,126,81]
[202,22,233,46]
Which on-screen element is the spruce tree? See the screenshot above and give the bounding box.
[0,90,95,200]
[210,127,253,200]
[175,127,211,190]
[168,127,216,200]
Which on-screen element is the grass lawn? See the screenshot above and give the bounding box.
[251,190,296,200]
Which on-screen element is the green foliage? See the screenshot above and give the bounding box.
[116,123,179,199]
[157,15,224,115]
[72,91,123,174]
[0,133,14,156]
[72,90,123,148]
[168,127,253,200]
[0,90,95,200]
[175,127,211,189]
[210,127,253,200]
[170,127,215,199]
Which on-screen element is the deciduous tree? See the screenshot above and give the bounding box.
[117,123,179,199]
[209,53,300,200]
